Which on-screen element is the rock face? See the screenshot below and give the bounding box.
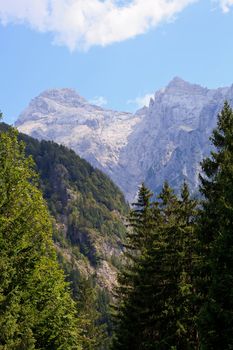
[16,78,233,201]
[118,77,232,198]
[15,88,141,172]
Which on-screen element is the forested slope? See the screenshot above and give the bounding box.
[0,122,129,346]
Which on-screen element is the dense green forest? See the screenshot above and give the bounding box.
[1,102,233,349]
[0,126,82,349]
[0,121,128,349]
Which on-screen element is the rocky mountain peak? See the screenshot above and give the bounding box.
[167,76,187,86]
[165,76,207,95]
[16,78,233,201]
[16,87,140,174]
[39,88,88,107]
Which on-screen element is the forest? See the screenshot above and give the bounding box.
[0,101,233,349]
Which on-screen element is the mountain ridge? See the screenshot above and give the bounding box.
[16,78,233,201]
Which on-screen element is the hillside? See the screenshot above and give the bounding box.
[0,122,128,286]
[0,122,129,341]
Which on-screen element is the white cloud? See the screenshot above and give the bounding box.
[90,96,108,107]
[128,92,154,108]
[0,0,197,50]
[218,0,233,12]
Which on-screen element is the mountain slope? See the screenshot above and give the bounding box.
[16,78,233,200]
[0,122,128,292]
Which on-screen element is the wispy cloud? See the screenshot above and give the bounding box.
[128,92,154,108]
[0,0,197,51]
[90,96,108,107]
[218,0,233,12]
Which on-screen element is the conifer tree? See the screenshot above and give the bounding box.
[198,102,233,349]
[174,183,198,348]
[0,127,81,349]
[136,182,197,349]
[112,182,198,349]
[112,183,157,349]
[127,182,156,252]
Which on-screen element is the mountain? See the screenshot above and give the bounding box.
[15,88,141,177]
[0,122,128,294]
[120,77,233,197]
[15,78,233,201]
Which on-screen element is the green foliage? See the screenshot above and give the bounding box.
[0,127,81,349]
[16,131,128,266]
[198,102,233,348]
[77,278,108,350]
[112,184,157,350]
[112,182,199,349]
[0,124,128,256]
[0,122,129,348]
[57,254,109,350]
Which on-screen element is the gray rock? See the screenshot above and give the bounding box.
[16,79,233,202]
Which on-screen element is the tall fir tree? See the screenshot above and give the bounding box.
[112,183,157,349]
[198,102,233,349]
[174,183,199,349]
[112,182,198,350]
[137,182,198,349]
[0,126,82,349]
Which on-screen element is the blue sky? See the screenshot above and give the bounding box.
[1,0,233,124]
